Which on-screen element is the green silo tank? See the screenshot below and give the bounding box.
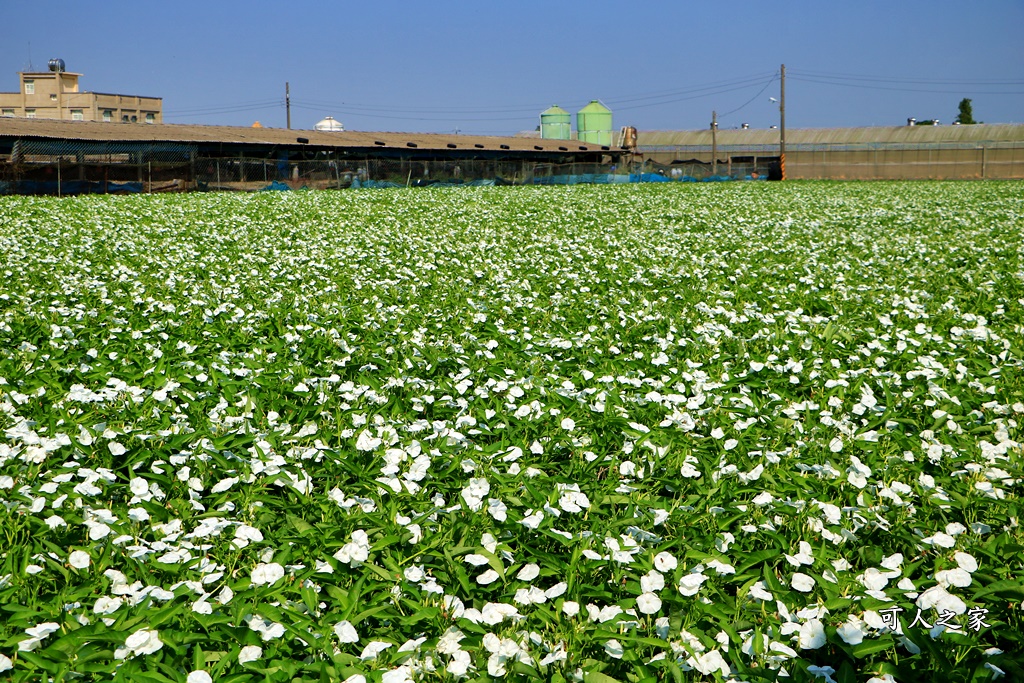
[540,105,572,140]
[577,100,613,146]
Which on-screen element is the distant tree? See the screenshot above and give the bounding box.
[955,98,976,125]
[914,119,939,126]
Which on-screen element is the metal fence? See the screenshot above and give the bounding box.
[1,143,778,195]
[0,138,197,195]
[10,136,1017,195]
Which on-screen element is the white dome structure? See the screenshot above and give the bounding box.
[314,116,344,132]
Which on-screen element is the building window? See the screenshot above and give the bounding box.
[130,115,137,123]
[50,94,57,101]
[122,115,129,122]
[145,112,155,124]
[24,80,34,95]
[26,109,36,118]
[103,110,112,123]
[71,109,84,121]
[1,109,13,117]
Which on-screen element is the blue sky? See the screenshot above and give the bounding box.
[4,1,1022,134]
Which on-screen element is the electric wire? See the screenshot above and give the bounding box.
[788,68,1024,86]
[718,74,780,119]
[789,75,1023,96]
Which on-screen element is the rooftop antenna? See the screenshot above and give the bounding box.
[27,42,34,71]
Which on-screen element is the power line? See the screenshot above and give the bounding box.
[253,72,780,118]
[719,74,779,119]
[291,102,531,122]
[164,99,283,116]
[789,68,1024,86]
[788,75,1024,96]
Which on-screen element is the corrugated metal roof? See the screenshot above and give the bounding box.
[638,123,1024,148]
[0,118,614,154]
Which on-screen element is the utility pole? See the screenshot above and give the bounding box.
[286,82,291,130]
[780,64,786,180]
[711,111,718,176]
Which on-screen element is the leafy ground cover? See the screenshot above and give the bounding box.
[0,181,1022,683]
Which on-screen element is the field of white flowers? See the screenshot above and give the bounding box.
[0,181,1022,683]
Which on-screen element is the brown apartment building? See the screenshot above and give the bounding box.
[0,61,161,124]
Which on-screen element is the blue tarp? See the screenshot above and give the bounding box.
[351,179,404,189]
[259,181,292,192]
[0,180,143,195]
[629,173,672,183]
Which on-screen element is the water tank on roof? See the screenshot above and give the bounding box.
[48,58,66,73]
[314,116,344,132]
[540,105,571,140]
[577,100,612,146]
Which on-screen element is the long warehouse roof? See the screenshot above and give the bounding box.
[639,123,1024,148]
[0,118,617,154]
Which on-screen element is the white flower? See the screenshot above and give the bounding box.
[94,596,123,614]
[690,649,730,676]
[360,641,393,660]
[785,541,814,567]
[211,477,238,494]
[936,568,972,588]
[880,553,904,570]
[334,620,359,643]
[604,639,624,658]
[233,524,263,549]
[122,628,163,657]
[355,430,381,452]
[837,615,868,645]
[678,572,707,596]
[808,665,837,681]
[383,667,416,683]
[0,654,11,672]
[640,570,665,593]
[636,592,663,614]
[20,622,60,651]
[653,551,678,572]
[447,650,471,676]
[476,569,500,585]
[108,442,127,456]
[798,619,827,649]
[748,581,773,601]
[562,601,580,616]
[186,672,212,683]
[859,568,889,591]
[791,573,815,592]
[706,558,736,575]
[251,562,285,586]
[238,645,262,664]
[68,550,91,569]
[560,417,576,431]
[922,532,956,548]
[917,585,967,614]
[247,616,285,641]
[723,438,739,451]
[545,582,568,599]
[954,552,978,573]
[516,563,540,581]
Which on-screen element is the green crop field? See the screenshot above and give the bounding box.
[0,181,1022,683]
